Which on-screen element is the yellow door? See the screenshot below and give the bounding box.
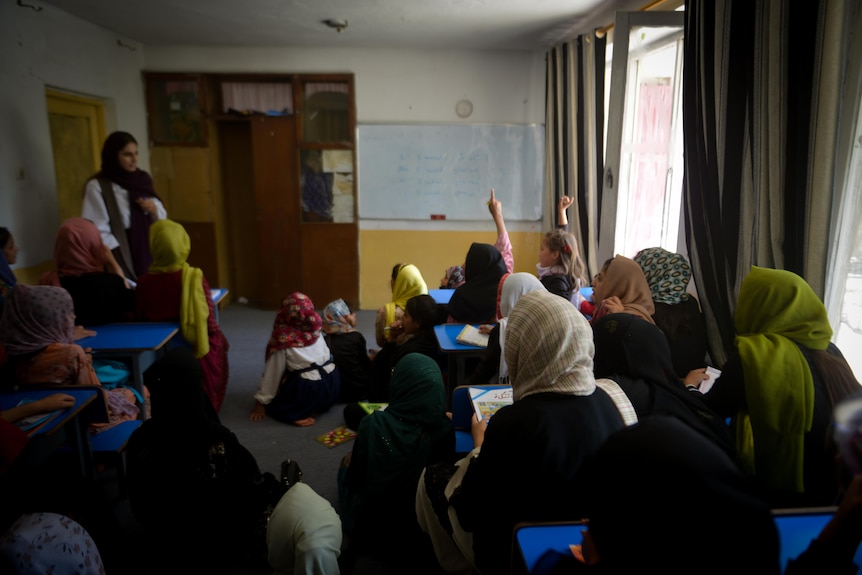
[46,90,105,221]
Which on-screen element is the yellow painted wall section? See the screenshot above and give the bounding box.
[359,229,543,310]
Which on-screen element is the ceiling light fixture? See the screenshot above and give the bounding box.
[323,19,348,33]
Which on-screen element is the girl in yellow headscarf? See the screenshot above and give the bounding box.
[136,219,230,412]
[702,266,860,507]
[373,263,428,347]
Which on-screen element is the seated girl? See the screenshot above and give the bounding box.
[345,294,444,429]
[590,254,655,324]
[135,219,229,412]
[0,284,138,422]
[338,353,454,572]
[250,292,340,427]
[39,217,134,326]
[538,195,589,302]
[321,298,370,404]
[375,263,428,348]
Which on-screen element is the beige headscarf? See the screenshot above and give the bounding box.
[505,290,596,401]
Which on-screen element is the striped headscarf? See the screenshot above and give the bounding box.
[633,247,692,305]
[505,290,596,401]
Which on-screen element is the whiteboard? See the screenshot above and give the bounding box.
[357,124,544,221]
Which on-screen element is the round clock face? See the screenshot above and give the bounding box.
[456,99,473,118]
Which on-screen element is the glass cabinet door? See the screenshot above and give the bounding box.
[145,73,207,146]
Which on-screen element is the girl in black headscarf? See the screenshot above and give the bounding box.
[446,242,508,324]
[592,313,735,459]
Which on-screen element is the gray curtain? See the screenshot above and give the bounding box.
[545,34,606,277]
[682,0,854,366]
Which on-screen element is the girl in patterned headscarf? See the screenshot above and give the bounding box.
[322,298,370,403]
[634,247,708,378]
[250,292,341,426]
[0,284,138,422]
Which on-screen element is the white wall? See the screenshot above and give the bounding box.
[0,1,148,268]
[145,46,548,233]
[1,3,547,270]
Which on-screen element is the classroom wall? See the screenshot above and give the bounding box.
[144,46,550,308]
[2,5,549,309]
[0,2,149,275]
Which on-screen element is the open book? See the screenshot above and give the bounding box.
[456,324,489,348]
[470,386,513,421]
[14,399,63,433]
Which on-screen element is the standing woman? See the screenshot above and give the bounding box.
[136,220,229,413]
[0,228,19,316]
[81,131,167,280]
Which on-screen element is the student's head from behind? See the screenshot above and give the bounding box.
[582,416,780,574]
[101,131,139,175]
[144,346,217,424]
[440,265,465,289]
[633,247,692,305]
[0,285,76,354]
[322,298,356,335]
[498,272,546,319]
[539,229,586,284]
[0,227,18,266]
[390,263,406,290]
[402,294,438,335]
[148,220,191,270]
[592,313,675,382]
[505,290,595,401]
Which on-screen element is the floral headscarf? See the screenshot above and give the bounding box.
[0,512,105,575]
[0,285,76,356]
[322,298,355,335]
[266,292,322,360]
[633,247,692,305]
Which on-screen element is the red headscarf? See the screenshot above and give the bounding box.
[265,292,322,361]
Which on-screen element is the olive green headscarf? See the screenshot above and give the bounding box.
[733,266,832,493]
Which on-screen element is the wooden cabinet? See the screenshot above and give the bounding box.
[145,72,358,309]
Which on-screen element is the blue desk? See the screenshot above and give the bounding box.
[514,522,585,574]
[78,322,179,419]
[434,324,488,402]
[0,388,99,477]
[210,288,229,322]
[579,286,593,300]
[429,289,454,305]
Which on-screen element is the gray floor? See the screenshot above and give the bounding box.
[109,303,380,574]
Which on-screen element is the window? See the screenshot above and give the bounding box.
[600,11,685,261]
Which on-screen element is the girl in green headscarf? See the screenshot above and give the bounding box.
[703,266,860,507]
[136,219,230,412]
[339,352,454,571]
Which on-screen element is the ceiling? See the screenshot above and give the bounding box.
[36,0,647,51]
